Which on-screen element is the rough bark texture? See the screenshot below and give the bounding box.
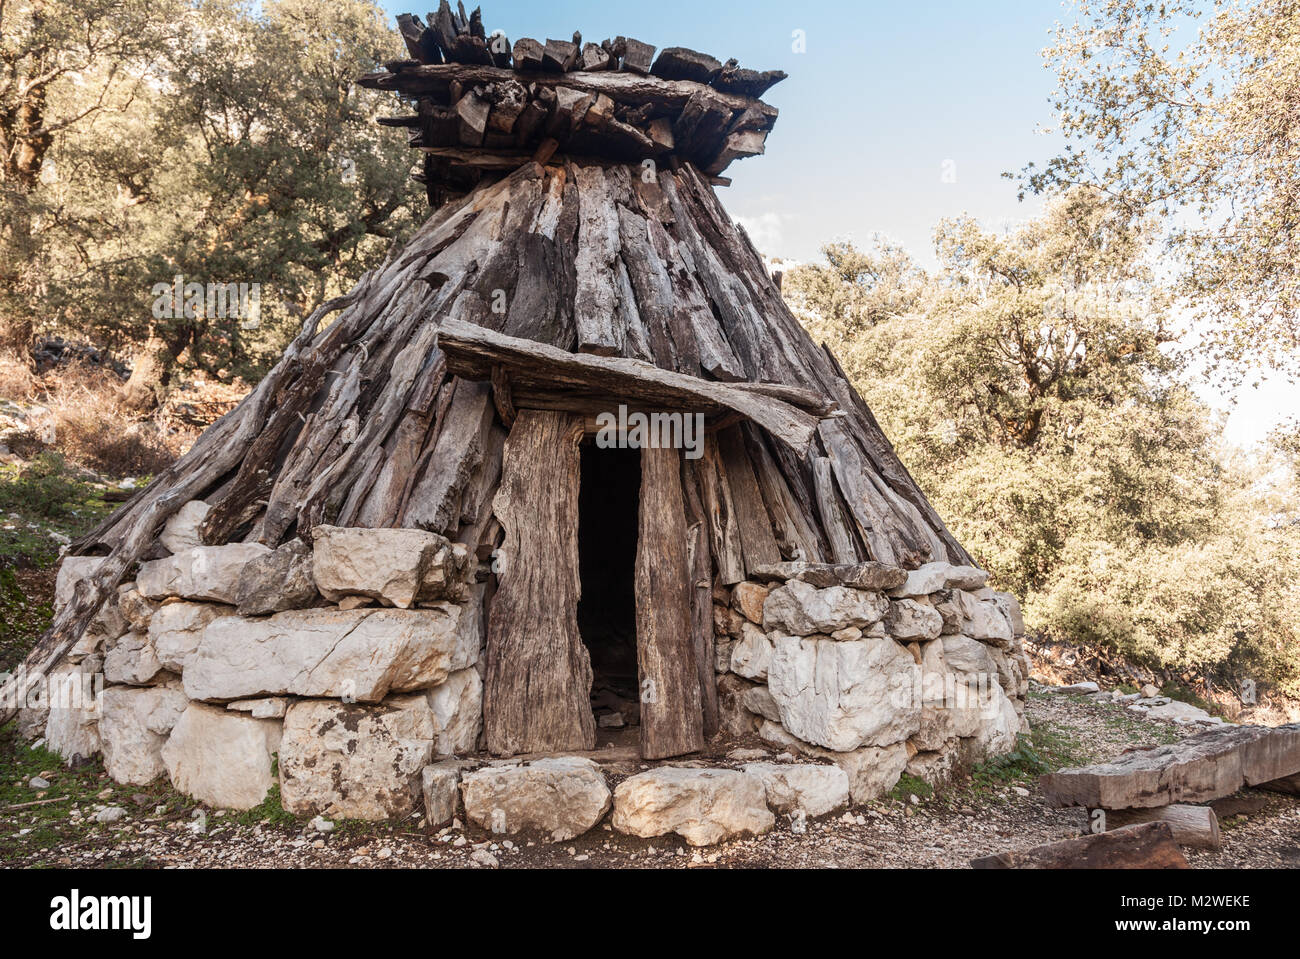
[482,410,596,755]
[1099,804,1222,850]
[0,73,977,735]
[971,822,1190,870]
[635,446,704,759]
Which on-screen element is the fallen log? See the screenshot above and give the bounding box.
[1041,723,1300,809]
[1096,804,1222,850]
[971,822,1190,870]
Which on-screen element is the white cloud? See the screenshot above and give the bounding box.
[735,212,785,255]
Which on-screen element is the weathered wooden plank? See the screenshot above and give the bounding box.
[819,419,930,567]
[651,47,722,84]
[742,423,826,563]
[402,377,496,534]
[483,410,596,755]
[636,446,704,759]
[1041,724,1300,809]
[681,456,719,739]
[1098,804,1222,850]
[691,442,745,586]
[436,318,820,453]
[716,426,782,574]
[812,456,862,564]
[571,163,623,356]
[971,822,1190,869]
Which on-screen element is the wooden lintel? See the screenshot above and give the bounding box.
[436,318,819,454]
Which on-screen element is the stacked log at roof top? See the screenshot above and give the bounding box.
[361,2,786,206]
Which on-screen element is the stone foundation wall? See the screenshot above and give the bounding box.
[37,506,486,820]
[711,560,1030,802]
[29,503,1029,832]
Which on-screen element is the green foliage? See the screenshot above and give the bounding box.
[889,773,934,801]
[970,724,1090,790]
[0,453,89,521]
[1,0,418,383]
[1021,0,1300,379]
[786,188,1300,700]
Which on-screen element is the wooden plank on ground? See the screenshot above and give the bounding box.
[1099,804,1222,850]
[482,410,596,755]
[971,822,1190,869]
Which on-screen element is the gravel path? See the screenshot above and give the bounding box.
[5,689,1298,869]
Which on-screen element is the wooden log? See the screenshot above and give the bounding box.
[511,38,545,71]
[435,318,820,453]
[542,38,579,72]
[483,410,596,755]
[672,88,733,159]
[579,42,611,71]
[636,446,705,759]
[1041,723,1300,810]
[361,62,781,120]
[647,117,674,152]
[547,86,592,137]
[742,423,827,563]
[1097,804,1222,850]
[706,129,767,176]
[711,61,787,98]
[812,456,863,563]
[429,0,459,62]
[693,442,745,586]
[971,822,1190,869]
[455,89,490,146]
[450,34,493,66]
[396,14,427,61]
[571,163,623,355]
[651,47,722,84]
[621,38,656,74]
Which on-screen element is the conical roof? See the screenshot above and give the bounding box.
[14,5,975,705]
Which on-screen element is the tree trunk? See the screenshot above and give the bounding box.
[121,328,192,411]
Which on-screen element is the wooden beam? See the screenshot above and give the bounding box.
[436,318,821,454]
[971,822,1190,869]
[360,62,779,119]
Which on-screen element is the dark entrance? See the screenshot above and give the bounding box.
[577,443,641,738]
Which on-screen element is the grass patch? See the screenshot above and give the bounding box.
[889,773,934,801]
[0,719,186,864]
[0,453,114,568]
[969,723,1089,793]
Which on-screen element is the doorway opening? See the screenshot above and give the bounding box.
[577,442,641,742]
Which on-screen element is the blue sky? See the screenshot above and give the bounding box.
[375,0,1295,447]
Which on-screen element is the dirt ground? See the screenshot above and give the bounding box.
[4,688,1298,869]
